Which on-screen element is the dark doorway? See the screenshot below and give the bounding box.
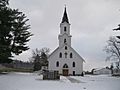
[63,69,69,76]
[73,71,75,76]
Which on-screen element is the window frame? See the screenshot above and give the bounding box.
[64,39,67,43]
[70,53,73,58]
[64,26,67,32]
[56,61,59,67]
[65,46,67,50]
[59,52,62,58]
[73,62,75,67]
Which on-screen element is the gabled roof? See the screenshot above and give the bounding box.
[69,46,85,62]
[48,45,85,62]
[94,67,111,71]
[48,47,59,58]
[61,7,69,23]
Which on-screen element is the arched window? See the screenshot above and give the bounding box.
[59,52,62,58]
[65,52,67,58]
[64,27,66,32]
[64,39,66,43]
[73,62,75,67]
[65,46,67,50]
[70,53,73,58]
[63,64,68,68]
[56,61,59,67]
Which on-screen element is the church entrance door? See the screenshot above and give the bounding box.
[62,69,69,76]
[62,64,69,76]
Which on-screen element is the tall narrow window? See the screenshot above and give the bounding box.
[64,27,66,32]
[59,52,62,58]
[65,52,67,58]
[70,53,73,58]
[65,46,67,50]
[64,39,66,43]
[56,61,59,67]
[73,62,75,67]
[73,71,75,76]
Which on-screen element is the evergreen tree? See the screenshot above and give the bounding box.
[31,48,50,71]
[0,0,32,63]
[41,52,48,66]
[33,54,41,71]
[113,24,120,39]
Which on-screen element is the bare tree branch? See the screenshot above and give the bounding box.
[104,37,120,62]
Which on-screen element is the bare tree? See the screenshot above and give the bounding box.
[104,37,120,63]
[30,47,50,71]
[40,47,50,56]
[31,48,41,62]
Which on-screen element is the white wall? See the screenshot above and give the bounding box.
[58,34,71,48]
[93,68,111,75]
[48,46,83,75]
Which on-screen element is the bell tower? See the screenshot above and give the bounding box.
[58,7,72,48]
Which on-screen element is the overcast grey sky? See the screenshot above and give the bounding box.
[10,0,120,71]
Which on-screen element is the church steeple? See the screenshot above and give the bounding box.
[59,6,72,48]
[61,6,69,23]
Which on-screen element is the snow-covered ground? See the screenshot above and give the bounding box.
[0,72,120,90]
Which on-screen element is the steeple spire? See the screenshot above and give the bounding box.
[61,6,69,23]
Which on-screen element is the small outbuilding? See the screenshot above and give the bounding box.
[93,67,111,75]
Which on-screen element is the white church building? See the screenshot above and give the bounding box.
[48,7,84,76]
